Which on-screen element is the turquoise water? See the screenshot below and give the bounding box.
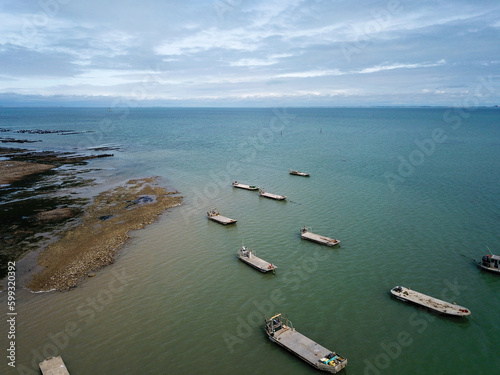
[1,107,500,374]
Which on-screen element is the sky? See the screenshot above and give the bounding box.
[0,0,499,107]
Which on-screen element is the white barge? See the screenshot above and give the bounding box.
[390,286,471,317]
[300,226,340,247]
[265,314,347,373]
[232,181,259,191]
[206,209,237,225]
[258,188,286,201]
[237,246,276,273]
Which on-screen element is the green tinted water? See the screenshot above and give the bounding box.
[1,107,499,374]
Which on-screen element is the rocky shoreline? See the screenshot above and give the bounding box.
[0,146,112,281]
[0,145,182,292]
[0,137,41,143]
[0,147,113,165]
[0,160,55,185]
[28,177,182,291]
[0,127,94,135]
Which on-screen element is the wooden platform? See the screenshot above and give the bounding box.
[39,356,70,375]
[390,286,471,316]
[300,227,340,247]
[259,189,286,200]
[232,181,259,191]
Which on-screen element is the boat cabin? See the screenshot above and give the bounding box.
[265,313,285,336]
[481,254,500,273]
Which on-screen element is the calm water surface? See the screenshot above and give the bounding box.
[1,107,499,374]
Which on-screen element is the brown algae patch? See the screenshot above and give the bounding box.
[35,208,75,222]
[0,147,106,280]
[0,160,55,185]
[28,177,182,291]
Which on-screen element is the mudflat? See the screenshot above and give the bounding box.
[28,177,182,291]
[0,160,55,185]
[0,147,108,280]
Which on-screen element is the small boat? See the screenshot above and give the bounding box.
[290,169,310,177]
[479,254,500,274]
[237,246,276,273]
[232,181,259,191]
[390,286,471,317]
[258,188,286,201]
[265,313,347,373]
[206,209,237,225]
[300,226,340,247]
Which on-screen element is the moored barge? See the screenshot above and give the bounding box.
[265,314,347,373]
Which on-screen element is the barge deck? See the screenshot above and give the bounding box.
[232,181,259,191]
[237,246,276,272]
[259,188,286,200]
[207,209,237,225]
[300,226,340,247]
[265,314,347,373]
[390,286,471,316]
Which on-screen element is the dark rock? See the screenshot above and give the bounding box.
[0,137,42,143]
[125,196,154,208]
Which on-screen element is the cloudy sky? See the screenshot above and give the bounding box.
[1,0,499,106]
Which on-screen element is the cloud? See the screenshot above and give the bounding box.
[229,58,277,67]
[357,60,447,74]
[155,26,271,56]
[272,60,447,79]
[276,69,343,78]
[228,53,294,67]
[0,44,82,77]
[0,0,499,106]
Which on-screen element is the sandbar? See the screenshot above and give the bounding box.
[28,177,182,292]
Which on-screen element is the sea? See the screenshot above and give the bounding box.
[0,107,499,375]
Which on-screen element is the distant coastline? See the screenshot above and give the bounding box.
[1,104,499,108]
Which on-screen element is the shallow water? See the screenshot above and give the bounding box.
[1,107,499,374]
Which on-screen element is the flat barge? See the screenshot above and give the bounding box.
[259,188,286,201]
[265,314,347,373]
[390,286,471,317]
[237,246,277,273]
[232,181,259,191]
[207,209,237,225]
[300,226,340,247]
[290,169,310,177]
[39,356,70,375]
